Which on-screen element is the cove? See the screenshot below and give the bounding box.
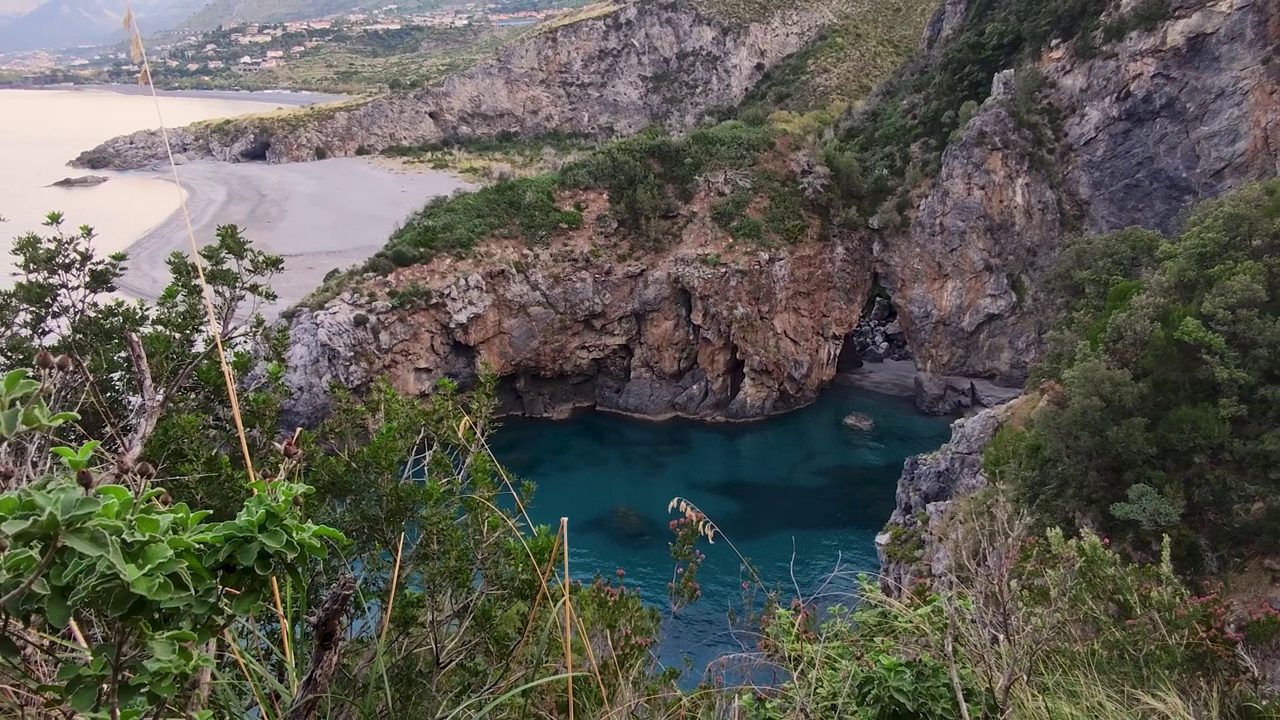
[489,384,952,678]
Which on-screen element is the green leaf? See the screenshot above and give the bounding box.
[236,541,260,567]
[137,542,174,572]
[0,517,37,536]
[45,589,71,628]
[94,485,132,503]
[2,369,28,397]
[0,407,21,438]
[68,683,99,713]
[62,527,110,558]
[260,527,286,550]
[134,514,161,536]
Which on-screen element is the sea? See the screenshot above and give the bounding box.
[0,86,305,281]
[490,385,952,681]
[0,84,952,686]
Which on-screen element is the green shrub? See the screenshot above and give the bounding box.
[1008,181,1280,565]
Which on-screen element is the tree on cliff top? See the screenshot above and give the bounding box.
[989,180,1280,571]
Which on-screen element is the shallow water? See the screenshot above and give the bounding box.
[0,88,291,282]
[489,386,952,679]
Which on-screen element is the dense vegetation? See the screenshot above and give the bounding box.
[985,181,1280,572]
[354,120,808,278]
[4,189,1280,716]
[0,218,669,718]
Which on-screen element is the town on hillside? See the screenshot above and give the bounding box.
[0,0,582,91]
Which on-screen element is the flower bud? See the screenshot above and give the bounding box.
[76,469,94,491]
[292,494,304,509]
[0,465,15,483]
[34,350,54,370]
[136,461,156,479]
[54,354,72,372]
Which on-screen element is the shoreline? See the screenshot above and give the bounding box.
[8,83,349,106]
[114,158,473,316]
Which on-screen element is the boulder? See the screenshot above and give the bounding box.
[869,296,893,322]
[914,373,974,415]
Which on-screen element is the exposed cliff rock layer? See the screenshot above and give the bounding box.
[878,0,1280,384]
[72,0,825,170]
[281,202,873,427]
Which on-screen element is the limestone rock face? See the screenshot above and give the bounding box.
[1056,0,1280,236]
[71,1,825,170]
[280,233,873,427]
[880,0,1280,384]
[879,102,1061,384]
[877,400,1019,593]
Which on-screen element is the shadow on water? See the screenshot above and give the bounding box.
[489,385,952,679]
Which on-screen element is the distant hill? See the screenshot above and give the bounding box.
[177,0,453,31]
[178,0,359,30]
[0,0,203,51]
[0,0,44,18]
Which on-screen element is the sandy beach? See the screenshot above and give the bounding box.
[117,159,472,315]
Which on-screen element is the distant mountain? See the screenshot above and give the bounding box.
[0,0,43,27]
[0,0,203,52]
[0,0,44,17]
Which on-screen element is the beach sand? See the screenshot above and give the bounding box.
[118,158,472,316]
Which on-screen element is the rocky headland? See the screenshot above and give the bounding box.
[70,0,826,170]
[280,209,875,427]
[276,0,1278,431]
[874,0,1278,588]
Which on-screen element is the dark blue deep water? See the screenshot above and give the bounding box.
[489,386,952,679]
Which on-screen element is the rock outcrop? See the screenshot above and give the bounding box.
[281,219,874,427]
[876,399,1022,592]
[880,0,1280,385]
[50,175,109,187]
[72,0,825,170]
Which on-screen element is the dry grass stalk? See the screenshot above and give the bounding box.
[561,517,574,720]
[379,531,406,646]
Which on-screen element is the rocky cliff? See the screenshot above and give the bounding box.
[71,0,825,170]
[879,0,1280,386]
[281,203,872,427]
[876,401,1014,592]
[277,0,1279,425]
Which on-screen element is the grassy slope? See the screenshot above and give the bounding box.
[701,0,937,112]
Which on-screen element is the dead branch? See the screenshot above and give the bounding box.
[284,575,357,720]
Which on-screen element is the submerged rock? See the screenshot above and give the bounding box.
[841,412,875,431]
[51,175,108,188]
[582,505,666,549]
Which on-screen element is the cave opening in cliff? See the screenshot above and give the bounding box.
[727,346,745,401]
[837,279,913,372]
[238,139,271,162]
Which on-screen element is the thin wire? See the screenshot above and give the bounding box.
[124,3,257,483]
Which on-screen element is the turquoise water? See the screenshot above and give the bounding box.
[489,386,952,679]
